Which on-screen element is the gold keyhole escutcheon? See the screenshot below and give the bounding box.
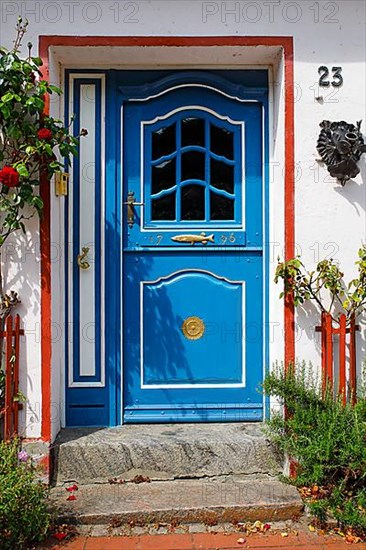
[182,316,205,341]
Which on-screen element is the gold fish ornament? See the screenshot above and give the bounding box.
[171,232,215,245]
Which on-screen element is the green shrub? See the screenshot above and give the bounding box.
[0,439,50,549]
[263,361,366,534]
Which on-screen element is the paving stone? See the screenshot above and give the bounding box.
[41,530,365,550]
[52,423,282,485]
[49,477,303,527]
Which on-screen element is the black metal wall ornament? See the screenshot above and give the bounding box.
[317,120,366,185]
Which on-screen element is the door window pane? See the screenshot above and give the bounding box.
[210,158,234,193]
[181,151,205,181]
[151,192,176,220]
[181,185,205,220]
[152,159,176,194]
[210,192,234,220]
[210,124,234,159]
[152,123,176,159]
[181,117,205,147]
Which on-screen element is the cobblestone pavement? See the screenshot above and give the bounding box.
[41,531,366,549]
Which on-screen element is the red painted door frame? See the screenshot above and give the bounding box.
[39,35,295,441]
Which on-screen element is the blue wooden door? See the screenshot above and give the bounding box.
[122,73,264,423]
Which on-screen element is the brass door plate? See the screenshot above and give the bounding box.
[181,316,205,340]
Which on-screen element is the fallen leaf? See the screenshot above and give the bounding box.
[67,495,77,501]
[132,475,151,484]
[253,520,263,530]
[204,516,218,527]
[108,477,125,485]
[281,532,289,537]
[345,533,363,544]
[308,525,316,532]
[237,537,246,545]
[334,529,346,538]
[263,523,271,532]
[66,484,78,492]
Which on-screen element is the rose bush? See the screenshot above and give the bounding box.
[0,18,84,316]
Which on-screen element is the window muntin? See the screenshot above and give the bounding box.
[145,111,242,226]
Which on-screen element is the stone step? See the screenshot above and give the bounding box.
[50,476,303,527]
[52,423,282,485]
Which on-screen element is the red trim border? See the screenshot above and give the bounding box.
[39,35,295,440]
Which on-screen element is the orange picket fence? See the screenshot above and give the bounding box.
[0,315,24,440]
[316,312,359,404]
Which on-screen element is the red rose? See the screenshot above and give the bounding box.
[0,166,20,188]
[38,128,53,141]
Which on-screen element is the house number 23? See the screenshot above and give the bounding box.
[318,66,343,88]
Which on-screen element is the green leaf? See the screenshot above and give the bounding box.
[11,61,21,71]
[48,84,62,95]
[0,103,11,118]
[14,163,29,178]
[1,92,15,103]
[32,196,44,211]
[44,144,53,155]
[25,96,45,111]
[32,56,43,67]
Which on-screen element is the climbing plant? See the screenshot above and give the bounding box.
[274,245,366,324]
[0,17,85,320]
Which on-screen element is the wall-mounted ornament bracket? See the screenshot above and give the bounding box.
[316,120,366,186]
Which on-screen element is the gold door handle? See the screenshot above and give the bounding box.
[77,247,90,270]
[123,191,144,228]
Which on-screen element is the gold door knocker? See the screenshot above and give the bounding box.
[182,316,205,340]
[77,247,90,270]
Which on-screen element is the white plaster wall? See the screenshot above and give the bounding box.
[0,0,365,438]
[2,223,42,438]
